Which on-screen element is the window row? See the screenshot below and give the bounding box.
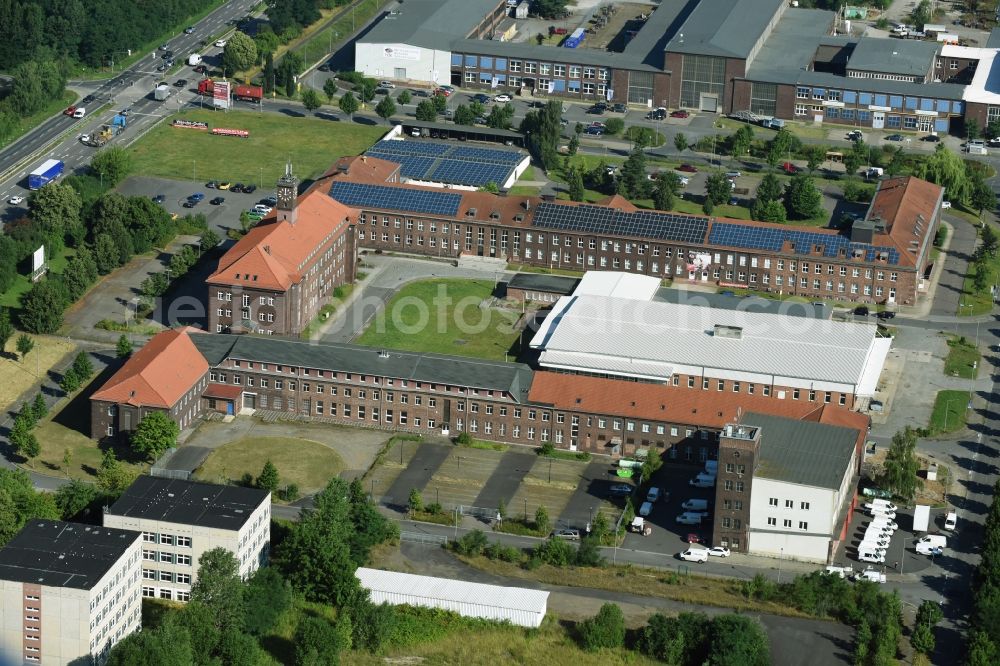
[141,532,192,547]
[141,550,192,565]
[767,498,812,510]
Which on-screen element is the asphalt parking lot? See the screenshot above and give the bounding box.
[620,463,717,555]
[118,175,276,238]
[831,504,939,575]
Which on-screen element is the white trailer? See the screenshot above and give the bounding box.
[913,504,931,533]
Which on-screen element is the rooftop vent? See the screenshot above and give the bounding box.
[466,208,477,217]
[713,324,743,339]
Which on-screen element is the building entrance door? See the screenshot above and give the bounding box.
[243,393,256,409]
[699,93,718,112]
[918,117,933,132]
[872,112,885,129]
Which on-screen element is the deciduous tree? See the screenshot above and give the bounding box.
[15,333,34,360]
[19,280,66,334]
[91,146,131,187]
[256,460,280,492]
[223,31,258,75]
[301,88,322,112]
[375,95,396,123]
[191,547,245,634]
[577,603,625,651]
[882,426,921,501]
[338,91,358,118]
[130,411,179,460]
[783,174,823,220]
[414,99,437,121]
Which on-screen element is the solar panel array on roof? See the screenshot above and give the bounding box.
[532,202,710,243]
[364,141,525,187]
[709,222,901,264]
[329,181,462,216]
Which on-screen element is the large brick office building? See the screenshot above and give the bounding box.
[353,0,994,133]
[205,165,356,336]
[325,156,941,306]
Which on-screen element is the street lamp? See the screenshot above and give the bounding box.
[777,547,784,584]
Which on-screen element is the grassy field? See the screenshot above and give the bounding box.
[128,109,384,184]
[355,279,521,360]
[508,185,542,197]
[928,390,972,434]
[958,223,1000,316]
[344,619,659,666]
[0,248,75,309]
[26,376,149,481]
[457,555,813,619]
[944,335,981,379]
[0,335,76,412]
[194,435,344,495]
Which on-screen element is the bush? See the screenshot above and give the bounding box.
[604,118,625,135]
[577,603,626,651]
[424,502,443,515]
[452,529,488,556]
[278,483,299,502]
[575,537,605,567]
[455,431,472,445]
[742,573,779,601]
[485,542,522,562]
[534,536,576,566]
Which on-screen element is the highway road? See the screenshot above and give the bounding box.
[0,0,259,219]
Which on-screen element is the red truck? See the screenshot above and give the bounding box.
[196,78,263,103]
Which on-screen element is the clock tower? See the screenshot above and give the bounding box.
[276,162,299,224]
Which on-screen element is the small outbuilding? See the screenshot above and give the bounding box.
[507,273,579,304]
[356,567,549,627]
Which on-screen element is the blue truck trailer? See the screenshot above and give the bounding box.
[28,159,64,190]
[564,28,585,48]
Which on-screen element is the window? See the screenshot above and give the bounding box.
[177,573,191,584]
[159,534,173,545]
[799,521,809,530]
[159,552,173,564]
[143,569,155,580]
[159,571,173,582]
[176,535,191,548]
[785,499,793,508]
[143,550,156,561]
[783,519,792,528]
[800,502,810,510]
[142,532,156,543]
[177,554,192,566]
[769,498,778,506]
[767,517,776,526]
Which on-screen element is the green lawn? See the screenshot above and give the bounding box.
[944,335,981,378]
[355,278,521,360]
[508,185,542,197]
[194,435,345,495]
[958,223,1000,316]
[929,390,972,434]
[128,109,384,183]
[0,248,75,309]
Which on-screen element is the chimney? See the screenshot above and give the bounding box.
[362,155,367,163]
[263,245,271,255]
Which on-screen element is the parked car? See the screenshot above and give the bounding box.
[174,79,188,88]
[677,164,698,173]
[941,201,952,209]
[473,93,491,104]
[921,134,941,142]
[151,194,166,204]
[847,130,863,141]
[864,501,898,513]
[876,310,896,319]
[215,39,227,48]
[217,182,232,190]
[885,134,905,142]
[725,171,741,178]
[584,126,605,136]
[916,543,944,556]
[253,205,273,214]
[611,103,627,113]
[182,200,198,208]
[676,512,705,524]
[854,568,887,584]
[781,161,798,174]
[379,81,396,89]
[854,306,870,316]
[210,197,225,205]
[707,546,731,557]
[646,487,662,503]
[230,183,243,193]
[944,511,958,531]
[205,181,217,189]
[243,184,257,194]
[188,192,205,202]
[494,93,512,103]
[670,109,690,118]
[646,107,667,120]
[587,104,606,115]
[686,533,705,544]
[8,195,23,205]
[607,483,633,497]
[679,548,709,563]
[262,195,278,206]
[553,529,581,541]
[639,501,653,517]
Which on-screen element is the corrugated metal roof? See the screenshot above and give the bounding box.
[530,295,878,385]
[664,0,787,58]
[846,36,939,77]
[357,568,548,612]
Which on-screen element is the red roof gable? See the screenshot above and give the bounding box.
[91,328,208,408]
[207,189,356,290]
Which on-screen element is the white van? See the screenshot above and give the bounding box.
[944,511,957,531]
[858,550,886,564]
[72,107,86,118]
[675,512,704,524]
[870,517,899,531]
[967,140,988,155]
[679,547,709,563]
[854,568,886,584]
[646,487,662,503]
[916,542,944,556]
[689,474,715,488]
[682,499,709,511]
[864,500,897,512]
[639,501,653,517]
[861,539,890,552]
[916,534,947,549]
[824,565,853,578]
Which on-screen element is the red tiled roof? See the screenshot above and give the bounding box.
[868,176,943,267]
[322,155,401,183]
[527,372,832,430]
[207,189,356,290]
[91,328,208,408]
[203,383,243,400]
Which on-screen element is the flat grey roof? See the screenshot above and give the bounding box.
[664,0,786,58]
[746,8,966,99]
[622,0,690,67]
[744,412,859,490]
[192,334,535,401]
[654,289,830,319]
[847,37,939,76]
[0,520,140,590]
[362,0,498,50]
[106,476,269,531]
[507,273,579,294]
